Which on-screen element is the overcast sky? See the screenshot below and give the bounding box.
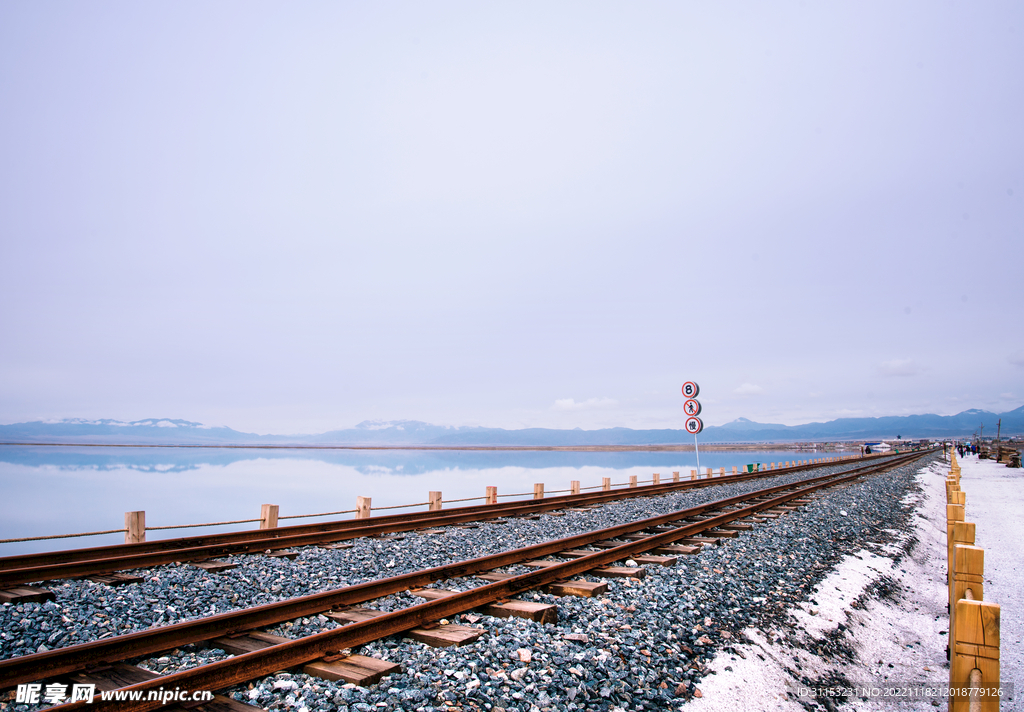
[1,2,1022,435]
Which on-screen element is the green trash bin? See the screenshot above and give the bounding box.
[746,464,754,473]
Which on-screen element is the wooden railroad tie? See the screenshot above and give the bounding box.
[590,540,630,549]
[522,558,646,579]
[590,566,646,579]
[545,580,608,597]
[652,544,700,555]
[474,572,514,581]
[85,573,145,586]
[192,560,238,573]
[556,548,679,566]
[679,536,721,546]
[267,550,299,560]
[556,549,603,559]
[326,608,485,648]
[631,555,677,567]
[473,572,607,597]
[703,529,739,539]
[320,542,354,550]
[209,631,401,687]
[410,588,558,624]
[0,585,55,605]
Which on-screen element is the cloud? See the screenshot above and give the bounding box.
[732,383,764,396]
[876,359,921,377]
[551,397,618,411]
[1009,351,1024,368]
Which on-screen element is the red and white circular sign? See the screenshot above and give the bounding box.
[683,399,702,416]
[682,381,700,398]
[684,416,703,434]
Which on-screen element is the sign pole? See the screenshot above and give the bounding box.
[682,382,703,475]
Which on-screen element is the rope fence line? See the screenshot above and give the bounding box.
[1,454,860,546]
[368,502,429,512]
[147,518,261,531]
[281,509,356,520]
[0,528,127,544]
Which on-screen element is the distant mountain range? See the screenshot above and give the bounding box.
[1,407,1022,446]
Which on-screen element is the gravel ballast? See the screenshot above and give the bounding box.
[0,455,933,712]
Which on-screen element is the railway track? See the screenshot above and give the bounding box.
[0,454,894,589]
[0,451,926,710]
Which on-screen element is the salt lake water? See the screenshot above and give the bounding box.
[0,445,839,555]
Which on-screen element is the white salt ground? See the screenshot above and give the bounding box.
[682,454,1009,711]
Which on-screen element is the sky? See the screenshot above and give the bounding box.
[1,2,1022,435]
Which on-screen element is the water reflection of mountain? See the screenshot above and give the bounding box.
[0,445,795,475]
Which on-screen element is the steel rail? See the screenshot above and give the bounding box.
[46,450,927,712]
[0,454,895,582]
[0,452,924,691]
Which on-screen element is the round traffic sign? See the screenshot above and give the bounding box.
[682,382,700,398]
[684,416,703,434]
[683,399,702,416]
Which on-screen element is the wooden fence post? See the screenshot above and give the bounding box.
[571,480,581,495]
[719,467,725,477]
[949,522,976,603]
[629,475,638,488]
[356,496,371,519]
[732,466,738,475]
[260,504,279,529]
[429,491,443,511]
[947,504,966,586]
[534,483,545,500]
[691,469,697,480]
[125,511,145,544]
[652,473,660,486]
[602,477,611,491]
[486,486,498,504]
[950,599,1000,711]
[672,471,679,482]
[950,544,985,650]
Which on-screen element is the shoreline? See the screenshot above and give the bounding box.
[0,441,864,452]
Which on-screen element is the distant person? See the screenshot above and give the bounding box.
[865,445,872,455]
